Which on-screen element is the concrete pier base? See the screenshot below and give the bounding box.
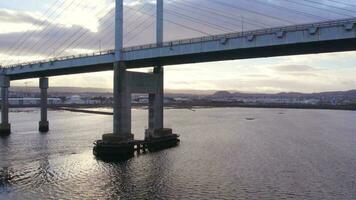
[94,131,179,160]
[145,128,180,152]
[146,134,180,152]
[145,128,173,139]
[93,133,135,160]
[0,123,11,136]
[39,121,49,133]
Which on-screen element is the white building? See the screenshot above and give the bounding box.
[65,95,85,104]
[1,98,62,105]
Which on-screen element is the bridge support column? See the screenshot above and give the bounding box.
[145,66,179,152]
[112,61,133,140]
[93,62,134,160]
[146,66,170,139]
[39,77,49,132]
[148,66,163,130]
[0,75,10,136]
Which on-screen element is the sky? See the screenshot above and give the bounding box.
[0,0,356,93]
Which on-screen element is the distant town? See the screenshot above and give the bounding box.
[5,86,356,110]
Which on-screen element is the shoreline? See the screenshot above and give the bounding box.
[7,102,356,112]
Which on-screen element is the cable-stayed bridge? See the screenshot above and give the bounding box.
[0,0,355,159]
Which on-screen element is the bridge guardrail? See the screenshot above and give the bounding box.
[2,50,115,69]
[122,17,356,52]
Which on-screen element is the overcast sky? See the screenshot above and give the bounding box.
[0,0,356,93]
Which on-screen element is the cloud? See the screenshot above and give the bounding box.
[0,9,49,34]
[0,9,43,24]
[2,0,356,92]
[272,65,315,72]
[244,74,270,78]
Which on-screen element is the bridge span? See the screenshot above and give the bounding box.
[3,18,356,80]
[0,0,355,159]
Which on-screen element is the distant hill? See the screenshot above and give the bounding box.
[212,91,233,98]
[211,90,356,100]
[8,86,356,100]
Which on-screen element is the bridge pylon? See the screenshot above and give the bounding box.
[93,0,179,160]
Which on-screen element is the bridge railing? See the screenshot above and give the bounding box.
[2,50,115,69]
[123,17,356,52]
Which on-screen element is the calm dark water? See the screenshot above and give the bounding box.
[0,107,355,200]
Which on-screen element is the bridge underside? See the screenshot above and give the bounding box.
[8,63,114,80]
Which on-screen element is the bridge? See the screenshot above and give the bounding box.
[0,0,355,158]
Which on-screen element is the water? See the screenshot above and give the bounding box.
[0,107,356,200]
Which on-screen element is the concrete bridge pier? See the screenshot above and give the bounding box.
[0,75,10,136]
[146,66,172,139]
[113,62,133,140]
[93,62,135,159]
[93,62,179,160]
[146,66,179,152]
[148,66,163,131]
[93,0,178,160]
[39,77,49,132]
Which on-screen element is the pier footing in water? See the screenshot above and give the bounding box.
[39,121,49,133]
[93,133,135,160]
[0,123,11,136]
[146,134,180,152]
[93,132,179,161]
[145,128,180,152]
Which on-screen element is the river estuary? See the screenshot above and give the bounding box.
[0,107,355,199]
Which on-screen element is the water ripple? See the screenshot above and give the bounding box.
[0,108,356,199]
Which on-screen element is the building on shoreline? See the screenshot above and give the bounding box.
[0,98,62,105]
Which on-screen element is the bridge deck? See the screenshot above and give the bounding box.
[2,18,356,80]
